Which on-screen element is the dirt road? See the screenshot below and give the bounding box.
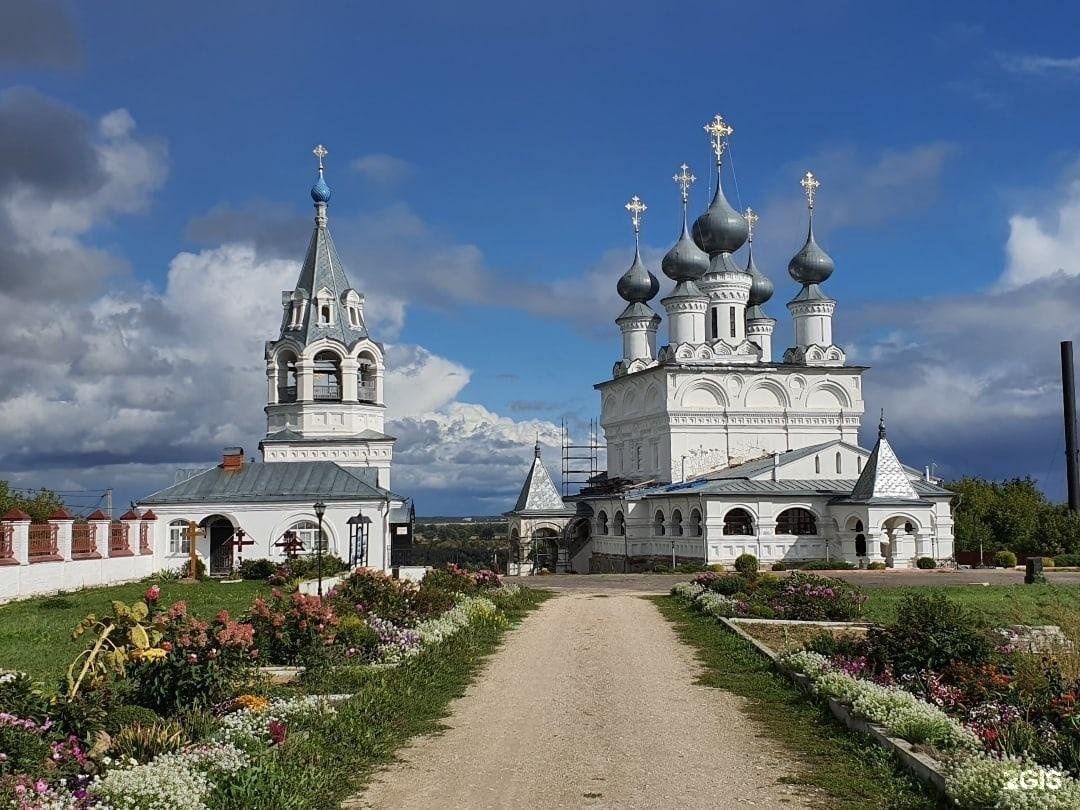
[346,591,809,809]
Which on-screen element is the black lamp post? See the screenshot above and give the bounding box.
[314,500,326,597]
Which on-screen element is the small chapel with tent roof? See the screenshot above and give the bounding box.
[507,114,954,574]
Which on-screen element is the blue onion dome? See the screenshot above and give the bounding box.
[310,170,331,204]
[787,221,835,284]
[617,244,660,303]
[745,243,774,307]
[692,178,748,256]
[662,219,710,281]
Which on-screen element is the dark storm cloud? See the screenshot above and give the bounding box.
[0,1,81,69]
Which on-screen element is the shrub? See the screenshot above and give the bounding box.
[131,601,258,715]
[246,589,338,667]
[734,553,759,576]
[771,561,786,571]
[700,573,751,596]
[0,671,50,723]
[110,720,188,764]
[707,563,725,572]
[423,564,478,594]
[803,560,857,571]
[337,568,419,624]
[916,556,937,569]
[993,550,1018,568]
[1055,553,1080,567]
[0,720,51,776]
[867,561,887,570]
[769,571,866,621]
[237,558,276,580]
[334,614,380,661]
[865,593,992,677]
[106,703,161,733]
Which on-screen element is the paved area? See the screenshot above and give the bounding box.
[507,569,1080,594]
[347,591,810,809]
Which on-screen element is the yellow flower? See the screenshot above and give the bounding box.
[233,694,269,712]
[130,647,167,661]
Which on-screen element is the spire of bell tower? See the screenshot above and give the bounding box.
[614,194,662,375]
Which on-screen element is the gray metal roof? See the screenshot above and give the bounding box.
[635,477,946,500]
[507,446,574,516]
[845,429,922,503]
[140,461,401,505]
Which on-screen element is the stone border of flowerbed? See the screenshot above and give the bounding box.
[721,617,950,798]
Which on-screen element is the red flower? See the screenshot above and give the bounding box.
[160,641,173,652]
[186,653,198,664]
[145,585,161,602]
[268,719,287,745]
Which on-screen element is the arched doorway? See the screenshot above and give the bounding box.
[531,527,560,573]
[201,515,236,577]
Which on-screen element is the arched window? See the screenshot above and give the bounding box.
[857,456,863,473]
[836,452,843,474]
[357,354,377,402]
[855,519,864,532]
[776,508,818,536]
[613,511,625,536]
[814,455,821,474]
[313,351,342,401]
[671,509,684,537]
[723,508,754,536]
[904,521,914,534]
[286,520,324,553]
[855,534,867,556]
[597,510,609,535]
[653,509,666,536]
[277,351,298,403]
[319,304,332,325]
[689,508,702,537]
[168,519,190,554]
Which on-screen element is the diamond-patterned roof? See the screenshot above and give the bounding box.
[848,429,921,502]
[509,445,574,515]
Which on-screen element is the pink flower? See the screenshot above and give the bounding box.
[34,779,47,794]
[145,584,161,602]
[186,653,198,664]
[161,641,173,652]
[268,719,287,745]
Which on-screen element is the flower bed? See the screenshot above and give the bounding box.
[673,582,1080,808]
[675,570,866,621]
[0,565,522,808]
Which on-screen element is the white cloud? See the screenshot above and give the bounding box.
[1002,176,1080,287]
[349,153,415,187]
[999,53,1080,76]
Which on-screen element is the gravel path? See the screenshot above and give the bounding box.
[345,591,810,809]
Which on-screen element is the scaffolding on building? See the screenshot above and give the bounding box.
[561,418,600,497]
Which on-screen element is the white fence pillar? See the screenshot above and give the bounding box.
[50,510,75,561]
[88,511,112,558]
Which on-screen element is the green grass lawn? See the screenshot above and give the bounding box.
[0,579,270,684]
[859,583,1080,627]
[653,595,936,809]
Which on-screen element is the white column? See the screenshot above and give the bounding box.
[297,361,314,401]
[8,518,30,565]
[51,516,74,560]
[90,518,111,558]
[746,318,775,362]
[340,357,358,403]
[790,299,836,348]
[266,362,279,405]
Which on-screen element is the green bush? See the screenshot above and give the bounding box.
[734,553,759,577]
[771,561,786,571]
[867,561,887,571]
[334,614,380,661]
[109,720,187,764]
[237,558,277,580]
[992,550,1017,568]
[915,557,937,569]
[701,573,752,596]
[1055,553,1080,567]
[803,560,857,571]
[866,593,992,677]
[0,724,50,776]
[176,708,220,742]
[105,704,160,734]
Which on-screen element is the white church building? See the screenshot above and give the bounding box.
[137,147,411,575]
[508,115,954,573]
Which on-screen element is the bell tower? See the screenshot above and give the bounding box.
[261,145,395,489]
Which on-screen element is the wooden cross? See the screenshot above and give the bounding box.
[313,144,328,170]
[703,114,734,162]
[231,527,255,572]
[800,171,820,209]
[624,195,647,234]
[745,207,759,242]
[275,529,304,559]
[184,521,205,581]
[672,164,696,205]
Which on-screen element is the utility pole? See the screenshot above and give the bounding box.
[1062,342,1080,512]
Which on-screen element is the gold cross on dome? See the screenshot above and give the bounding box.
[673,163,696,205]
[704,114,734,162]
[745,207,759,242]
[313,144,328,170]
[800,171,820,209]
[625,195,647,233]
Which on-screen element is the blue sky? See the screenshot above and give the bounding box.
[2,1,1080,514]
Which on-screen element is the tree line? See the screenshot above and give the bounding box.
[0,481,65,523]
[949,477,1080,557]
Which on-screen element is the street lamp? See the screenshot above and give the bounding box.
[313,500,326,597]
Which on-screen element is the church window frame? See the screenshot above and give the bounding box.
[313,350,343,401]
[689,508,702,537]
[286,519,326,554]
[596,510,609,535]
[836,452,842,474]
[613,510,625,536]
[729,307,736,339]
[814,455,821,474]
[319,304,332,325]
[168,519,190,554]
[710,308,718,340]
[653,509,666,537]
[670,509,684,537]
[722,508,754,536]
[776,508,818,536]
